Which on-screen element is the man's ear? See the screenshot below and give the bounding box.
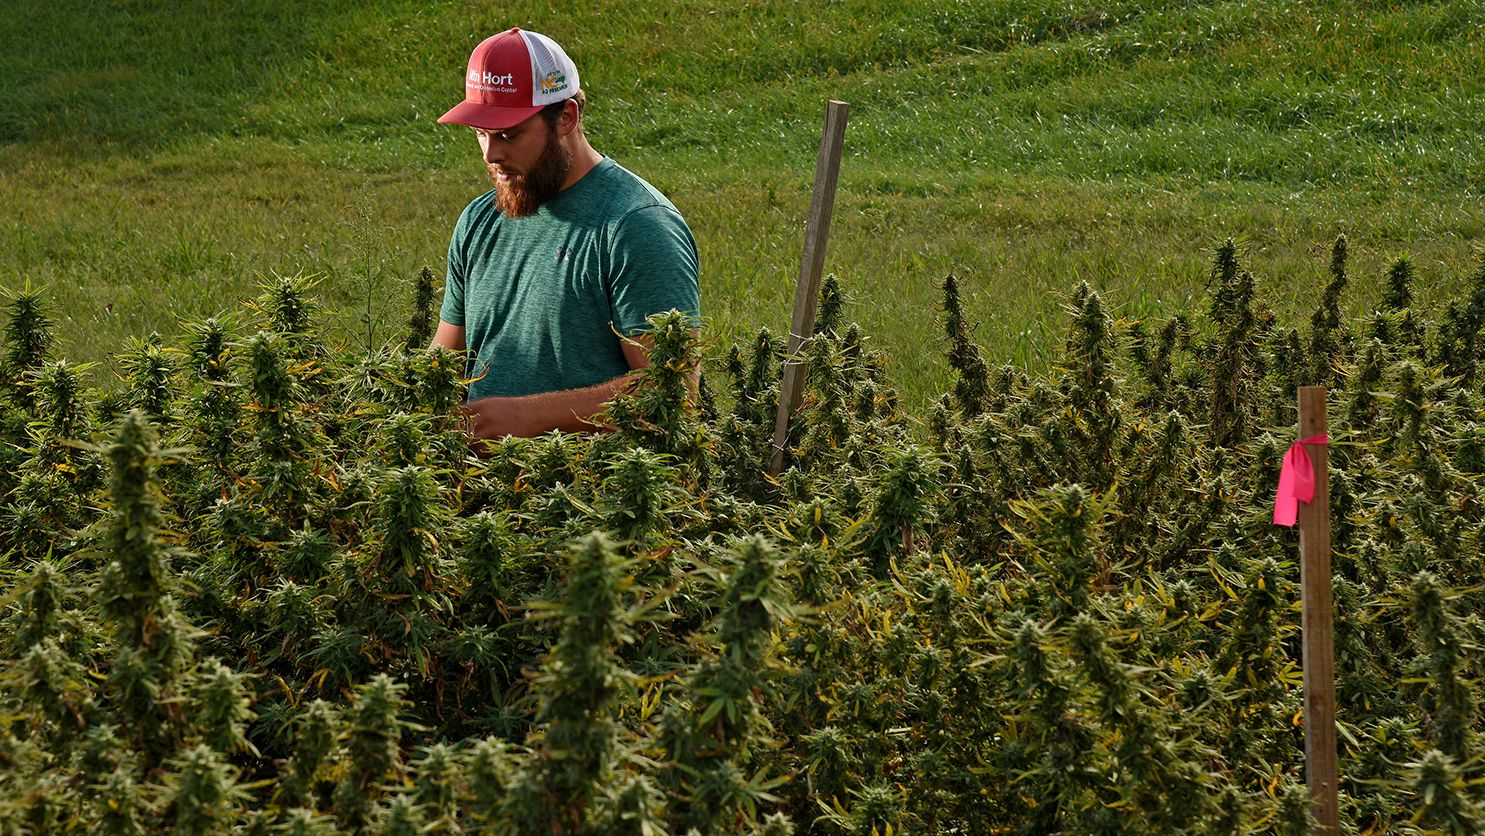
[559,98,581,136]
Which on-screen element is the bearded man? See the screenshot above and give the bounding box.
[431,28,701,439]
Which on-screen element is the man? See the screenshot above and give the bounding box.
[432,28,701,439]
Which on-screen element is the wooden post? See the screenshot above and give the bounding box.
[768,100,849,477]
[1298,386,1338,834]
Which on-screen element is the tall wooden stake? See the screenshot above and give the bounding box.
[1298,386,1338,834]
[768,100,849,477]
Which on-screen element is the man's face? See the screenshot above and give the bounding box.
[476,112,571,218]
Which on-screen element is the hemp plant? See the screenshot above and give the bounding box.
[1407,572,1475,760]
[660,536,794,832]
[118,332,176,424]
[500,532,650,833]
[92,410,198,770]
[238,329,330,532]
[1,283,55,411]
[941,270,991,416]
[405,266,439,351]
[1056,283,1122,490]
[1208,248,1261,447]
[332,675,415,828]
[1308,234,1352,386]
[605,309,710,479]
[180,317,240,478]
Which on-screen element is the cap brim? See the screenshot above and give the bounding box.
[437,100,544,130]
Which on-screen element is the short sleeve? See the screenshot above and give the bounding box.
[607,205,701,335]
[440,208,470,327]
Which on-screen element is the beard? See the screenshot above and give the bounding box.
[491,126,571,218]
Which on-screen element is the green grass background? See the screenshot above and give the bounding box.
[2,0,1482,410]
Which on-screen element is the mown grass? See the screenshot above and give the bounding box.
[2,0,1482,410]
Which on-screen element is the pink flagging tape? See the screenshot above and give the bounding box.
[1274,434,1328,527]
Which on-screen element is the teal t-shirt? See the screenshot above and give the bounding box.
[441,157,700,400]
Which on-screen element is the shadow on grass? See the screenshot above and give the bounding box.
[0,0,360,154]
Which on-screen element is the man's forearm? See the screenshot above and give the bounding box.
[461,373,637,439]
[457,329,699,440]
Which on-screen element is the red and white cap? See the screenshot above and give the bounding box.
[438,28,580,131]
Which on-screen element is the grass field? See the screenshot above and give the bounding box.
[2,0,1482,410]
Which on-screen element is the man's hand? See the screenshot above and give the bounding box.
[453,328,701,446]
[459,396,538,440]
